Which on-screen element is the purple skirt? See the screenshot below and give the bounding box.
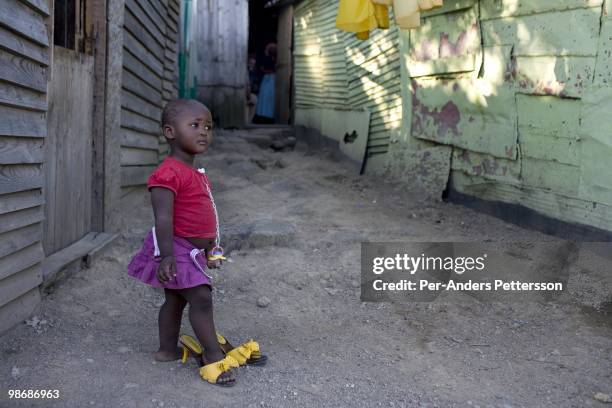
[127,230,212,289]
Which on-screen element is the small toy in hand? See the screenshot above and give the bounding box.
[207,246,226,262]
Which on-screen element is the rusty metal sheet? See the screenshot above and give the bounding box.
[408,5,480,77]
[514,56,596,98]
[451,148,521,183]
[578,87,612,205]
[411,46,518,159]
[481,8,601,56]
[384,138,452,198]
[481,0,603,20]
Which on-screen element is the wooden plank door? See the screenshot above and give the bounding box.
[43,46,94,255]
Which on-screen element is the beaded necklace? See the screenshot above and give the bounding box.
[197,168,225,261]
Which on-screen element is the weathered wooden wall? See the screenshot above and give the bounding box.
[194,0,249,128]
[0,0,51,332]
[44,47,95,254]
[120,0,179,190]
[293,0,402,173]
[160,0,180,160]
[0,0,181,333]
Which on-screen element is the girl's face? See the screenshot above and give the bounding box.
[165,104,213,155]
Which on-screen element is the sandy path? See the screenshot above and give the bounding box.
[1,129,610,408]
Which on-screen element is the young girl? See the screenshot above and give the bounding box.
[127,99,264,386]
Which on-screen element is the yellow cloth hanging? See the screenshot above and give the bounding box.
[393,0,443,29]
[374,4,390,28]
[336,0,390,40]
[336,0,444,39]
[418,0,443,11]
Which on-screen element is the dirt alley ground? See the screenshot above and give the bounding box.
[1,129,611,408]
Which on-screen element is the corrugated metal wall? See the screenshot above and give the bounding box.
[293,0,402,162]
[318,0,349,108]
[120,0,179,190]
[0,0,49,332]
[345,25,402,156]
[295,0,612,232]
[294,0,324,107]
[396,0,612,232]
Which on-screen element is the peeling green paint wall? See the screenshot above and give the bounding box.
[390,0,612,232]
[293,0,612,232]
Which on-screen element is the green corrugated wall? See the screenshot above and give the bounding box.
[293,0,402,163]
[293,0,612,233]
[398,0,612,232]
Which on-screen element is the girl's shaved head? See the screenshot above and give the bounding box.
[161,99,210,127]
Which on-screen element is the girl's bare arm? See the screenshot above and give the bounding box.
[151,187,175,256]
[151,187,175,283]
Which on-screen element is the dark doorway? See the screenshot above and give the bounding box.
[249,1,278,56]
[248,0,279,124]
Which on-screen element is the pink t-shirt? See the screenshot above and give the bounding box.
[147,156,217,239]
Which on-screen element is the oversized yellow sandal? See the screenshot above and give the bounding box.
[179,334,203,364]
[180,334,239,386]
[200,356,239,387]
[216,332,268,366]
[180,334,241,367]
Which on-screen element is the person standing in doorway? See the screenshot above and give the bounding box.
[246,55,260,123]
[254,42,277,124]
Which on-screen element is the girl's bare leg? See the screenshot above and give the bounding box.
[154,288,187,361]
[179,285,235,383]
